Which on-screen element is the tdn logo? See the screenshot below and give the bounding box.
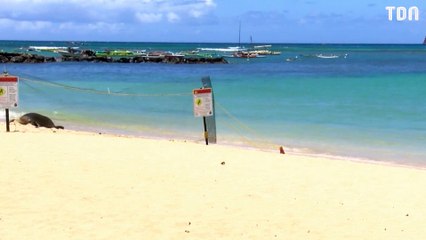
[386,6,419,21]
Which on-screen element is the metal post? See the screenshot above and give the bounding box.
[203,116,208,145]
[201,76,217,144]
[5,108,10,132]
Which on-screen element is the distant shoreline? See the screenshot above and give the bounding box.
[1,39,425,45]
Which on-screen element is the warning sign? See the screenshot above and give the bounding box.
[193,88,213,117]
[0,75,19,108]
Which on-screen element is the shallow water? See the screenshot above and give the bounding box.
[2,41,426,165]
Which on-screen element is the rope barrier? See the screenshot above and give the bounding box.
[20,77,192,97]
[18,75,281,151]
[216,101,280,150]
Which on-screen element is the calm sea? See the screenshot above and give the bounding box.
[2,41,426,165]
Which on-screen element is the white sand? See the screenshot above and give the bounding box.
[1,124,426,239]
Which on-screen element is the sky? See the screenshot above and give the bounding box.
[0,0,425,43]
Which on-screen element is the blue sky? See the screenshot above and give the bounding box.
[0,0,425,43]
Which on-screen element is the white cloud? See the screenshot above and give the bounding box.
[135,12,163,23]
[190,10,203,18]
[0,0,216,23]
[19,20,52,30]
[205,0,215,7]
[0,0,217,40]
[57,21,124,33]
[0,18,14,27]
[167,12,180,23]
[0,18,52,31]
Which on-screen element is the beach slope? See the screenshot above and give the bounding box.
[1,125,426,239]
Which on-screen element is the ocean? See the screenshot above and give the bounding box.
[1,41,426,166]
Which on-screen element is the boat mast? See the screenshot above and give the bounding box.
[238,21,241,47]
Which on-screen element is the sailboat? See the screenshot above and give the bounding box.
[233,22,258,58]
[423,36,426,45]
[197,22,246,55]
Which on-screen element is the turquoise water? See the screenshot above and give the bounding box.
[2,41,426,165]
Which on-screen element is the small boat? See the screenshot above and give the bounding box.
[230,21,255,58]
[315,54,349,59]
[423,37,426,45]
[249,49,281,55]
[57,47,82,57]
[316,54,339,59]
[250,45,281,55]
[233,51,258,58]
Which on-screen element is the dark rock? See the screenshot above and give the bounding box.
[0,51,228,64]
[0,55,8,63]
[80,49,96,57]
[116,58,131,63]
[46,57,56,62]
[10,55,25,63]
[132,56,145,63]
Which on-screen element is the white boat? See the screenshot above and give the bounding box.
[201,22,247,54]
[316,54,348,59]
[316,54,340,59]
[250,45,281,55]
[233,51,258,58]
[249,49,281,55]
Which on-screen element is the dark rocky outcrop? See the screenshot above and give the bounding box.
[0,51,228,64]
[0,52,56,63]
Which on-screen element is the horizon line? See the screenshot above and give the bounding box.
[0,39,425,45]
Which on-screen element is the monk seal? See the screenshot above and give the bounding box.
[11,112,64,129]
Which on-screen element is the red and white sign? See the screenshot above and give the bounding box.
[0,75,19,108]
[193,88,213,117]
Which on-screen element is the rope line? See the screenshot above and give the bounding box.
[20,77,192,97]
[216,102,261,137]
[219,119,264,149]
[216,101,280,150]
[18,75,280,151]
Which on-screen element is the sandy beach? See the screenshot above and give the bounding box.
[1,123,426,240]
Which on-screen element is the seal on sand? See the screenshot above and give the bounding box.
[11,112,64,129]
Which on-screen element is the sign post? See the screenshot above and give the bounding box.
[193,88,213,145]
[201,76,217,144]
[0,72,19,132]
[203,116,208,145]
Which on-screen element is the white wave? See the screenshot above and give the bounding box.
[197,46,247,52]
